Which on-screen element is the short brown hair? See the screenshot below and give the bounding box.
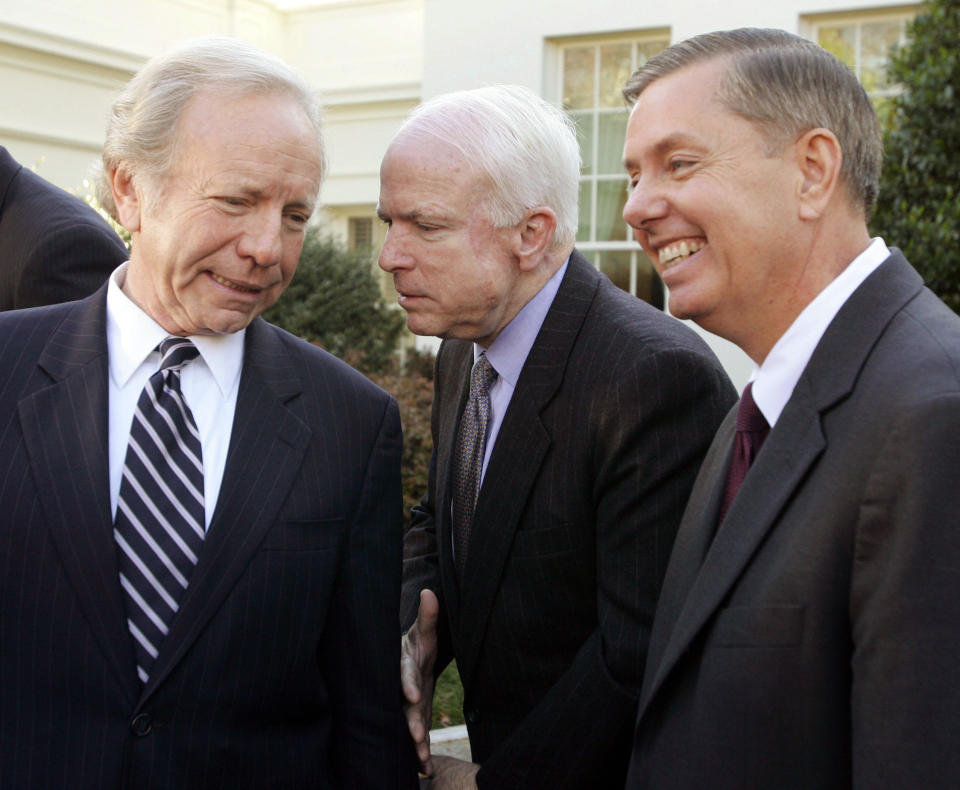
[624,28,882,217]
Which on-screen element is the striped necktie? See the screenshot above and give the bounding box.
[114,337,204,684]
[452,353,497,579]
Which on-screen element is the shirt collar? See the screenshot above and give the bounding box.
[106,262,245,397]
[476,257,569,383]
[752,237,890,426]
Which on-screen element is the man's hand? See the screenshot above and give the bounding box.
[402,588,440,774]
[428,755,480,790]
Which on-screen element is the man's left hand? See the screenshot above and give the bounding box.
[427,755,480,790]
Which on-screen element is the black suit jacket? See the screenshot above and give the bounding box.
[627,251,960,788]
[0,286,416,790]
[0,146,128,310]
[401,251,736,789]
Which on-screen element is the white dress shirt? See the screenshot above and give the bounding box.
[106,263,244,530]
[752,238,891,427]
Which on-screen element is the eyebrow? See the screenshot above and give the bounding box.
[623,131,704,170]
[376,207,446,225]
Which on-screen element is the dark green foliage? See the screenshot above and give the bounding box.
[432,662,465,728]
[263,229,405,373]
[365,351,435,523]
[870,0,960,312]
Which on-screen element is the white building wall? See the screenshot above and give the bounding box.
[0,0,918,384]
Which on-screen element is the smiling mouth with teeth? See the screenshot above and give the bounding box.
[211,273,258,293]
[658,240,706,268]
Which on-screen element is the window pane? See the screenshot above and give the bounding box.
[598,43,632,107]
[563,47,595,110]
[861,20,903,93]
[818,25,857,72]
[637,39,669,65]
[597,109,628,174]
[598,250,632,293]
[577,180,593,243]
[570,110,594,175]
[595,179,629,242]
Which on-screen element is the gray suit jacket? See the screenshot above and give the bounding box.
[402,251,736,789]
[627,250,960,788]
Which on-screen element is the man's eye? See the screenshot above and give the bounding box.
[669,159,692,171]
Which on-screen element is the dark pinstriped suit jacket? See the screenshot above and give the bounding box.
[627,251,960,788]
[0,286,416,790]
[0,146,128,310]
[400,251,736,789]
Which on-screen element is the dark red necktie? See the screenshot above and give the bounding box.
[717,381,769,526]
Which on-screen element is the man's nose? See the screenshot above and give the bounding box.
[239,214,284,267]
[622,177,668,233]
[378,227,413,274]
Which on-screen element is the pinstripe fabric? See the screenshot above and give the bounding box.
[401,251,737,790]
[0,145,127,310]
[0,288,416,790]
[114,338,204,685]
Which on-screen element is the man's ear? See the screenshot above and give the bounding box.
[515,207,558,271]
[794,128,843,221]
[110,166,143,233]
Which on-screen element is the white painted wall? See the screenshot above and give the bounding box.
[0,0,917,384]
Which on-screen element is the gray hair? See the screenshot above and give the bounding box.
[96,36,325,220]
[393,84,581,248]
[623,28,882,217]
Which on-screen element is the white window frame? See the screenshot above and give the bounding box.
[547,30,669,306]
[803,6,919,103]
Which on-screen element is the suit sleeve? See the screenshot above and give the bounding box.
[477,345,736,789]
[400,344,455,671]
[851,392,960,787]
[17,221,127,308]
[323,394,419,790]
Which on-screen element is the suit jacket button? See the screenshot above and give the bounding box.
[130,713,152,736]
[465,709,481,725]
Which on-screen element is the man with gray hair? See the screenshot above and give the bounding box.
[622,28,960,788]
[0,37,415,790]
[380,84,735,789]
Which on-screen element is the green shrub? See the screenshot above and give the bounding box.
[263,230,405,373]
[870,0,960,312]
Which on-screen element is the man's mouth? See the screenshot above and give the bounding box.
[211,273,260,293]
[658,239,706,269]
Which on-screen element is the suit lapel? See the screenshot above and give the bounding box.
[433,341,473,625]
[455,252,599,688]
[141,319,312,701]
[17,288,140,706]
[639,250,924,719]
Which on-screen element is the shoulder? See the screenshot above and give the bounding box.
[253,320,397,410]
[580,276,727,378]
[2,165,123,245]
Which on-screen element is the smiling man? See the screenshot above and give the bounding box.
[379,85,735,790]
[0,38,415,790]
[621,28,960,788]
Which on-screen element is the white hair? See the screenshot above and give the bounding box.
[96,36,325,220]
[394,85,581,248]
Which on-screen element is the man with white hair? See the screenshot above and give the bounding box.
[379,84,736,789]
[0,37,414,790]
